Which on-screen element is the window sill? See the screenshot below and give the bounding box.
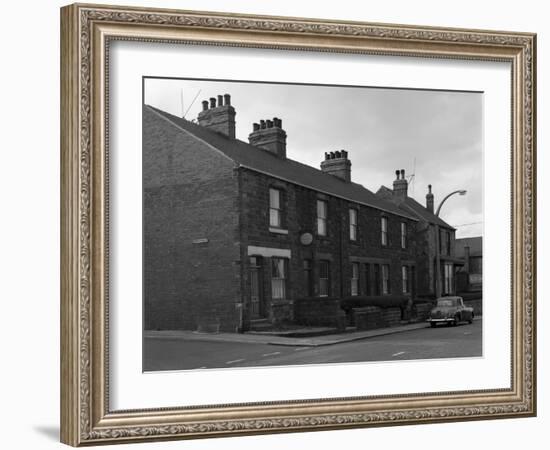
[269,227,289,235]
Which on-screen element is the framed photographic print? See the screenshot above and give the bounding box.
[60,3,536,446]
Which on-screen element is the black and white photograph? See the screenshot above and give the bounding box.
[142,77,483,372]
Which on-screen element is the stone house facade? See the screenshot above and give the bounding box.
[143,94,446,333]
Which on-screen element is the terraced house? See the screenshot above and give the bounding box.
[144,94,427,333]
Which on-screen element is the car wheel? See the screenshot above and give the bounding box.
[468,313,474,324]
[453,315,460,326]
[430,322,436,328]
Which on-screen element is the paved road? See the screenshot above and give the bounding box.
[143,320,482,372]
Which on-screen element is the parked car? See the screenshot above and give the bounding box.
[427,296,474,327]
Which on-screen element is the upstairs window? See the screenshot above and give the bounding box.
[349,209,358,241]
[317,200,328,236]
[440,229,451,255]
[269,188,283,228]
[381,216,388,246]
[401,222,407,249]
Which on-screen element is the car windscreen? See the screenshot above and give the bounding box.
[436,299,457,307]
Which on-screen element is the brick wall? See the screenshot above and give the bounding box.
[239,168,419,326]
[143,107,241,332]
[294,297,344,328]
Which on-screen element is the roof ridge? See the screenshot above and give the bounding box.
[145,104,419,221]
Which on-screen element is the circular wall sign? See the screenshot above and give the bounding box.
[300,232,313,246]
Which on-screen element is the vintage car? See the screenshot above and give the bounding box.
[427,296,474,327]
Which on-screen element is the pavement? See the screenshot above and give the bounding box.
[144,320,451,347]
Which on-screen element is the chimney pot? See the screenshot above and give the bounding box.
[426,184,435,213]
[197,93,236,139]
[395,170,400,179]
[224,94,231,106]
[248,115,287,158]
[320,149,352,182]
[401,169,405,179]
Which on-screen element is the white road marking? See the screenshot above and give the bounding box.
[225,359,245,365]
[294,347,309,351]
[195,366,208,369]
[392,351,406,357]
[262,351,281,357]
[464,332,472,335]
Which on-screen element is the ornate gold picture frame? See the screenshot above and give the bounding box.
[60,3,536,446]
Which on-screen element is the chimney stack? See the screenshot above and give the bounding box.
[426,184,434,213]
[248,117,287,158]
[392,168,408,200]
[320,150,352,182]
[197,93,236,139]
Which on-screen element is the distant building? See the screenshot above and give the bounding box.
[376,177,464,298]
[143,94,426,333]
[455,236,483,292]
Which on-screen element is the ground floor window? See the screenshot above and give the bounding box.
[303,259,313,297]
[373,264,381,295]
[249,256,263,318]
[319,260,330,296]
[364,263,371,296]
[444,262,454,295]
[382,264,390,294]
[402,265,409,294]
[271,257,287,300]
[351,262,359,296]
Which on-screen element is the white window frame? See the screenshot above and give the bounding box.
[401,222,407,249]
[269,188,282,228]
[317,199,328,236]
[381,216,388,246]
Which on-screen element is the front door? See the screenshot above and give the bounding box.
[249,256,265,318]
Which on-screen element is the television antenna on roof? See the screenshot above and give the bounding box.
[183,89,202,119]
[406,157,416,197]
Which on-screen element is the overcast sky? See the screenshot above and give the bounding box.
[144,78,483,239]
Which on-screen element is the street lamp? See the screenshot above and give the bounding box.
[434,189,467,299]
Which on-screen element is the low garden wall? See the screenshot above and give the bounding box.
[293,297,346,330]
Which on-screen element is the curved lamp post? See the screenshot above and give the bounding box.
[434,189,467,299]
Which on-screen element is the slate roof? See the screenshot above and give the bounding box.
[146,105,418,221]
[377,185,454,229]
